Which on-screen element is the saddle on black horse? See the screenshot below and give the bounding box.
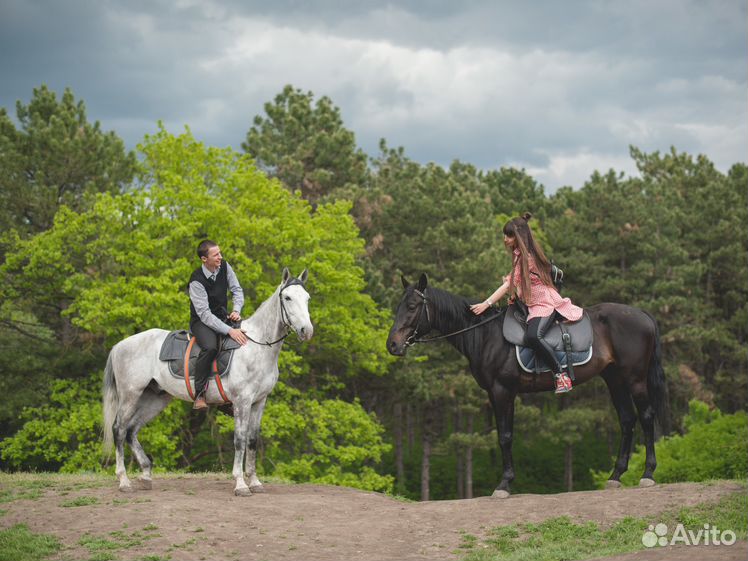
[158,329,242,402]
[502,303,593,378]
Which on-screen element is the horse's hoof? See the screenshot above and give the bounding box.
[639,478,656,488]
[119,485,135,494]
[606,480,622,489]
[492,489,510,499]
[249,485,266,494]
[234,487,252,497]
[137,478,152,490]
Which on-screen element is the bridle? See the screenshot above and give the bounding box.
[244,279,305,347]
[403,288,504,348]
[403,288,432,348]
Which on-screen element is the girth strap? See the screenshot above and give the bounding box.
[184,337,197,400]
[559,321,576,381]
[210,359,231,403]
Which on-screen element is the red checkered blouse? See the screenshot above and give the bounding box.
[503,251,583,321]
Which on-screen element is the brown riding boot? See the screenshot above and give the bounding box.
[193,394,208,410]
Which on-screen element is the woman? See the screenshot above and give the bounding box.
[470,213,582,394]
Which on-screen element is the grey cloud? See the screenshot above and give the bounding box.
[0,0,744,191]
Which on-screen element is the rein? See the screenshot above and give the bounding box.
[405,288,504,346]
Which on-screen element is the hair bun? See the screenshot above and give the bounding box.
[522,212,532,221]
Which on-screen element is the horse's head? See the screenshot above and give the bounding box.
[386,273,432,356]
[279,267,313,341]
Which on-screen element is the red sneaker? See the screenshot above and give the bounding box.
[555,373,573,394]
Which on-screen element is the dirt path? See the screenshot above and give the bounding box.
[1,477,745,560]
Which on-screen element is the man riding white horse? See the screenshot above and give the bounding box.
[188,240,249,409]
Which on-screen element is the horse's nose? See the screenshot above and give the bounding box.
[387,339,403,356]
[299,324,313,340]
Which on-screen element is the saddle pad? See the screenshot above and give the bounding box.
[503,304,593,351]
[516,345,593,374]
[159,330,190,361]
[158,330,239,379]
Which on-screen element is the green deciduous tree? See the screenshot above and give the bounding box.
[0,372,184,472]
[0,126,393,477]
[216,382,393,492]
[591,400,748,487]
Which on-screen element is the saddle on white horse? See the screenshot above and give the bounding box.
[158,330,242,402]
[502,304,594,375]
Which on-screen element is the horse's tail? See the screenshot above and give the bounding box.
[102,349,118,457]
[644,311,669,434]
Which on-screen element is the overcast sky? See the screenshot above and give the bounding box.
[1,0,746,191]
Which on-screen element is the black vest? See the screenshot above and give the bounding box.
[189,262,229,326]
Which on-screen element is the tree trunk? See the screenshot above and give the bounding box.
[565,444,573,492]
[394,402,406,494]
[465,414,474,499]
[455,408,464,499]
[421,432,431,501]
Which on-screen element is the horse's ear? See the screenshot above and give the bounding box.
[282,267,290,284]
[401,275,410,289]
[298,268,308,285]
[417,273,428,291]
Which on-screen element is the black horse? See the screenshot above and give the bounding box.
[387,274,667,498]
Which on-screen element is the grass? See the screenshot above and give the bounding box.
[60,496,99,507]
[458,490,748,561]
[0,488,43,504]
[0,524,61,561]
[77,526,162,558]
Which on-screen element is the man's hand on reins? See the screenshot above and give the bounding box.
[228,311,241,322]
[228,327,248,345]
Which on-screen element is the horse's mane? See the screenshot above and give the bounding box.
[425,287,505,356]
[427,287,474,322]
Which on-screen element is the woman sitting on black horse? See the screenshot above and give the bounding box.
[470,212,581,394]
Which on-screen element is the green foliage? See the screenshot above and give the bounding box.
[592,400,748,488]
[0,371,184,472]
[216,382,394,492]
[0,84,136,236]
[243,84,368,205]
[1,125,391,380]
[0,524,62,561]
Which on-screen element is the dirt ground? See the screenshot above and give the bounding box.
[1,476,745,561]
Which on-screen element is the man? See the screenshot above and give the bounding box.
[188,240,248,409]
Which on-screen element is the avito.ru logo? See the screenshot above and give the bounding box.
[642,523,737,548]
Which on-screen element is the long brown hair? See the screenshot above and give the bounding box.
[503,212,553,302]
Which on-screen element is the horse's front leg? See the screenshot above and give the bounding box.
[489,383,517,498]
[232,399,252,496]
[244,397,267,493]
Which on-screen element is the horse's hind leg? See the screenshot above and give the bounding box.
[127,387,172,490]
[244,397,267,493]
[113,392,143,493]
[631,387,658,487]
[602,369,637,488]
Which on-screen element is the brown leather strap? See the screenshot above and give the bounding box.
[212,359,231,404]
[184,337,196,400]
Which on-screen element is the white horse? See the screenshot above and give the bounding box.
[102,268,312,496]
